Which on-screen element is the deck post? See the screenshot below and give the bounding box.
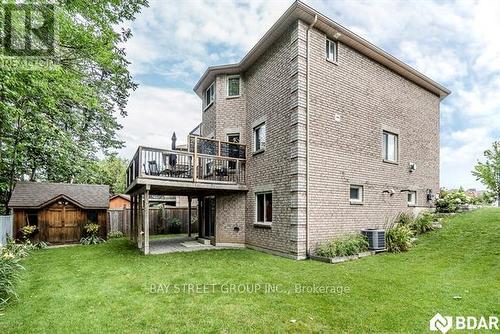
[188,196,192,238]
[130,196,134,242]
[138,194,143,250]
[193,136,198,182]
[144,185,150,255]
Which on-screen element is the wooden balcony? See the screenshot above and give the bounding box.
[125,136,247,195]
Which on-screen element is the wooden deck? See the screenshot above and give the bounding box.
[125,136,247,195]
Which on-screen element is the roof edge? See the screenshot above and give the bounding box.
[193,0,450,100]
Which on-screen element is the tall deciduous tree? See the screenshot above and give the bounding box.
[0,0,148,213]
[472,141,500,206]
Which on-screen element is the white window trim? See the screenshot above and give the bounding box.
[407,191,417,206]
[253,122,266,154]
[255,191,272,226]
[204,82,215,110]
[226,75,240,98]
[382,131,399,164]
[326,38,338,64]
[349,185,363,204]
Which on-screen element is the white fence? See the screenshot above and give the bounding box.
[0,215,13,246]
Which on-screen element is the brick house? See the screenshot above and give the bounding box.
[125,1,450,258]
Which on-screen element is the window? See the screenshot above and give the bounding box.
[227,75,240,97]
[407,191,417,206]
[383,131,398,162]
[349,185,363,204]
[26,210,38,227]
[205,82,215,107]
[253,123,266,152]
[87,210,98,223]
[256,192,272,223]
[326,39,338,63]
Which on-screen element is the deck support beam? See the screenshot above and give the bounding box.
[188,196,192,238]
[144,185,150,255]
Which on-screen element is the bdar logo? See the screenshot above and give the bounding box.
[430,313,453,334]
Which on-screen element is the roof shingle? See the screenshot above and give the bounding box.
[8,182,109,209]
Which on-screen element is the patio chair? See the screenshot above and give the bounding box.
[144,160,160,176]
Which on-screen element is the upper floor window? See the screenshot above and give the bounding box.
[253,123,266,152]
[205,82,215,107]
[227,75,240,97]
[326,39,338,63]
[383,131,398,163]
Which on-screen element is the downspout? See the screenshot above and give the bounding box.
[305,15,317,258]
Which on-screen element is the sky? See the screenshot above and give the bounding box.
[117,0,500,190]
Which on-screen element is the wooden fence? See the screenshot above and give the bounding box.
[0,215,13,246]
[107,208,198,236]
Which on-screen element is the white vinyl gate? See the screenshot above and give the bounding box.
[0,215,13,246]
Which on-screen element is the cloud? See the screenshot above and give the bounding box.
[441,127,494,189]
[117,86,200,158]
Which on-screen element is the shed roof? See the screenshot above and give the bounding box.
[8,182,109,209]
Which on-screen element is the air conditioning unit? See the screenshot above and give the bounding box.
[361,229,386,251]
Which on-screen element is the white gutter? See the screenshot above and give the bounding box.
[305,14,317,258]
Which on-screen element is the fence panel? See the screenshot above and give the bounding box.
[107,208,197,237]
[0,215,13,246]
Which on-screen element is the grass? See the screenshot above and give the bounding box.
[1,208,499,333]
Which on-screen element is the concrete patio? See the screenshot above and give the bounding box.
[148,236,236,254]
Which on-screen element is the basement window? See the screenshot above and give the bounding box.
[326,38,338,63]
[407,191,417,206]
[350,185,363,204]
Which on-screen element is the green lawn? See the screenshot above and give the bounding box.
[1,209,499,333]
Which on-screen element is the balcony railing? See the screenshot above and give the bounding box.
[126,137,246,189]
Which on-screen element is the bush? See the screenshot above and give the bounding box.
[80,223,105,245]
[168,218,182,234]
[108,231,124,239]
[316,234,369,258]
[410,212,435,235]
[0,238,29,308]
[435,189,472,213]
[393,212,414,227]
[385,225,413,252]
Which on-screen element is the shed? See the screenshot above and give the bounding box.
[8,182,109,243]
[109,194,131,209]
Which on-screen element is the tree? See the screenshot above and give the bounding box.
[472,141,500,206]
[0,0,148,213]
[75,155,129,195]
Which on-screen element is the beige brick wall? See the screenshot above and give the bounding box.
[243,25,295,256]
[215,193,246,244]
[196,19,441,259]
[306,25,440,253]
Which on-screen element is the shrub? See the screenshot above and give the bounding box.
[435,189,472,213]
[385,225,413,252]
[80,223,105,245]
[410,212,435,235]
[20,225,37,241]
[393,212,414,227]
[168,218,182,234]
[108,231,124,239]
[0,238,28,308]
[316,234,369,258]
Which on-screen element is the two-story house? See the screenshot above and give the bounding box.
[125,1,450,258]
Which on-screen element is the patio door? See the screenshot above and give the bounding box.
[199,197,216,241]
